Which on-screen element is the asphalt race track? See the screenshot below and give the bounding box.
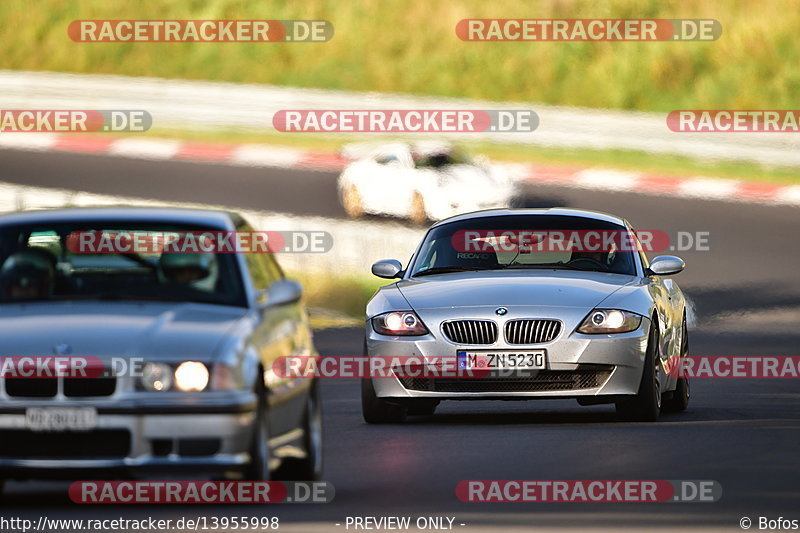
[1,147,799,530]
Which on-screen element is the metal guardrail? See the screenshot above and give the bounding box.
[1,70,799,167]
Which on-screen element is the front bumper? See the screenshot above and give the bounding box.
[367,317,651,400]
[0,391,257,477]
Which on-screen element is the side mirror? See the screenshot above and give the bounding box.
[259,279,302,309]
[647,255,685,276]
[371,259,403,279]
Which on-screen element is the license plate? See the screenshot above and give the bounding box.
[458,350,547,370]
[25,407,97,432]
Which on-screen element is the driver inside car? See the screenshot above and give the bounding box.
[159,253,214,286]
[0,250,56,301]
[569,249,608,265]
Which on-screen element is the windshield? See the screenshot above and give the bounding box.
[410,215,639,277]
[0,222,248,307]
[413,148,471,169]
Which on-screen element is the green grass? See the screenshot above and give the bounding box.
[1,0,799,112]
[6,0,800,183]
[287,270,389,326]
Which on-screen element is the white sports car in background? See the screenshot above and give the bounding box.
[337,142,515,224]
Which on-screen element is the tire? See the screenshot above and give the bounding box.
[361,378,407,424]
[616,318,663,422]
[341,185,365,219]
[244,377,271,481]
[273,383,323,481]
[409,192,427,225]
[405,399,439,417]
[663,315,690,412]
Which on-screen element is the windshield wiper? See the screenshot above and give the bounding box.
[413,266,490,277]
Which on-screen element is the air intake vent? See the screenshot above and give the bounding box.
[504,319,562,344]
[442,320,498,345]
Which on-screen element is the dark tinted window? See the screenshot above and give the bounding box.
[411,215,638,276]
[237,222,283,292]
[0,222,247,307]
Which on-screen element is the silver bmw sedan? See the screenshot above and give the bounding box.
[0,208,321,492]
[363,208,689,423]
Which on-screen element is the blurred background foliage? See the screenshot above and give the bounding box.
[1,0,796,111]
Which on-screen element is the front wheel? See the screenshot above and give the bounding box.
[274,383,323,481]
[664,316,690,412]
[664,375,690,412]
[341,185,365,219]
[616,319,663,422]
[409,192,428,225]
[244,379,271,481]
[361,378,407,424]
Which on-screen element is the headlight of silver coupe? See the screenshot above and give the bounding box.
[577,309,642,334]
[372,311,429,336]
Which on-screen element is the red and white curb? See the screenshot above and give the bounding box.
[525,166,800,205]
[1,133,798,207]
[0,133,344,170]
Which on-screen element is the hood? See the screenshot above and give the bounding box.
[0,301,248,362]
[436,165,512,199]
[397,270,636,311]
[437,165,495,185]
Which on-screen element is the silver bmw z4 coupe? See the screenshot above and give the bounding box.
[363,208,689,423]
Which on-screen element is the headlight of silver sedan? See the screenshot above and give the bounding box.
[577,309,642,334]
[371,311,429,336]
[140,362,174,391]
[139,361,210,392]
[174,361,210,392]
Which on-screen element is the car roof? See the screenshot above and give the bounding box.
[0,207,241,230]
[430,208,629,228]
